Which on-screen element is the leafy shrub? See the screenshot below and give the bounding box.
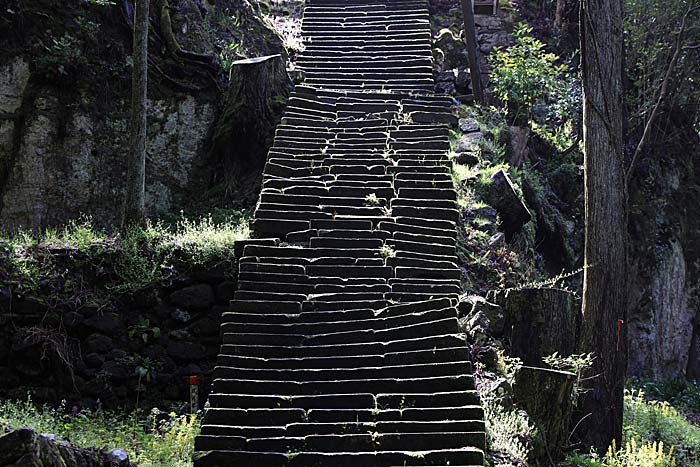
[489,23,569,120]
[0,397,200,467]
[489,23,581,150]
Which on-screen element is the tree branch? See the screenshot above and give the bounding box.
[625,0,697,186]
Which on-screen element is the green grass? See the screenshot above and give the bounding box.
[0,212,250,292]
[0,398,199,467]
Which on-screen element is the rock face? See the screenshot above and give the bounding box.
[627,110,700,380]
[0,0,285,231]
[0,428,134,467]
[0,246,242,408]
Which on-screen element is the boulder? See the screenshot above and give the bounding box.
[522,176,578,272]
[507,125,530,167]
[454,152,479,166]
[486,169,532,240]
[168,284,215,310]
[167,341,207,362]
[0,428,134,467]
[458,295,505,338]
[434,29,467,71]
[85,334,113,354]
[83,313,121,334]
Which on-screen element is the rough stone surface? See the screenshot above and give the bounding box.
[0,428,134,467]
[169,284,216,310]
[0,0,285,231]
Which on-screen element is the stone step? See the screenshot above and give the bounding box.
[216,347,469,370]
[194,448,484,467]
[211,374,475,396]
[212,360,472,382]
[221,307,454,335]
[219,333,467,358]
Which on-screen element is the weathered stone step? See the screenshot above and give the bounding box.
[219,334,467,358]
[197,432,484,454]
[211,374,475,396]
[212,360,472,382]
[203,407,305,426]
[221,307,454,335]
[243,245,382,258]
[216,347,469,370]
[194,448,484,467]
[287,420,485,436]
[379,221,457,240]
[391,198,457,209]
[302,22,428,33]
[392,230,455,246]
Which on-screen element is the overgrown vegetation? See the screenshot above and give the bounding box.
[562,390,700,467]
[0,212,250,294]
[0,397,199,467]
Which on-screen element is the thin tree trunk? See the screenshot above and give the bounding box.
[460,0,484,104]
[578,0,627,452]
[124,0,149,227]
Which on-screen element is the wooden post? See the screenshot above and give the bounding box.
[460,0,485,104]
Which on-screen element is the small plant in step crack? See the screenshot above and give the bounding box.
[380,245,396,258]
[364,193,381,206]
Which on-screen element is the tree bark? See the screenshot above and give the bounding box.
[578,0,627,452]
[123,0,149,227]
[459,0,484,104]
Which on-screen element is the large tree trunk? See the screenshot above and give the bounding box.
[123,0,149,227]
[578,0,627,451]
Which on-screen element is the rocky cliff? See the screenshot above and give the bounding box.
[0,0,285,231]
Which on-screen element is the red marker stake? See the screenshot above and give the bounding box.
[189,375,199,413]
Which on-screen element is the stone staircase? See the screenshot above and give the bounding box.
[193,0,486,465]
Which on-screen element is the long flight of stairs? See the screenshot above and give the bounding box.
[193,0,486,465]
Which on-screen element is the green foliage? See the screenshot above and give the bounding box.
[564,440,677,467]
[488,23,581,150]
[364,193,381,207]
[624,390,700,466]
[37,34,89,77]
[627,378,700,414]
[544,351,594,406]
[128,319,161,344]
[489,23,569,118]
[624,0,700,131]
[218,40,247,73]
[0,397,199,467]
[566,389,700,467]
